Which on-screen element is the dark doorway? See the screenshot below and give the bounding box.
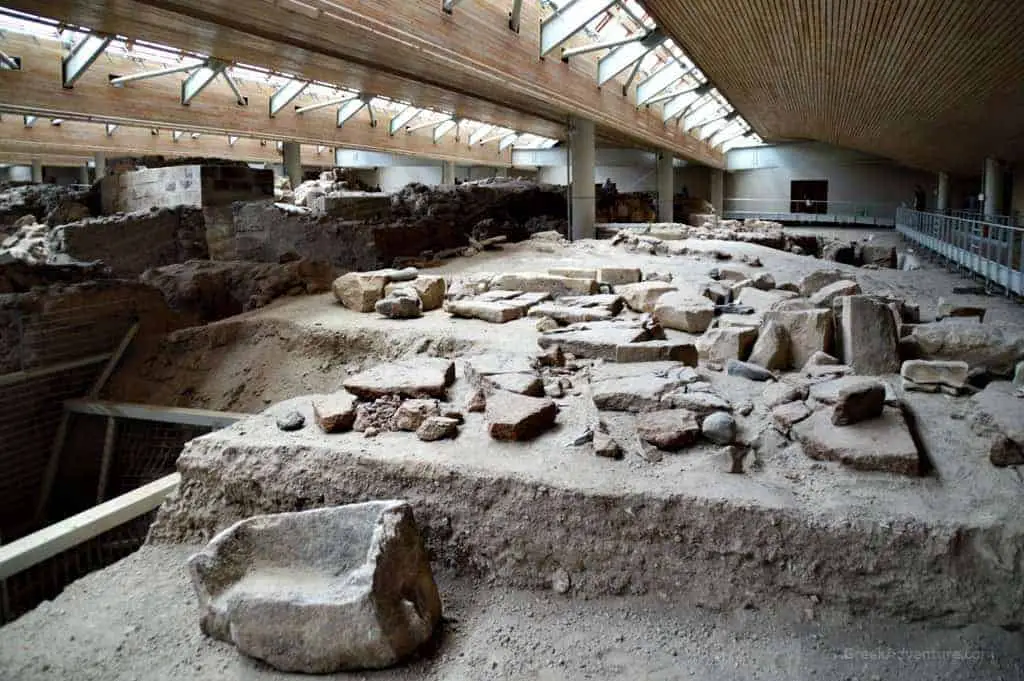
[790,180,828,214]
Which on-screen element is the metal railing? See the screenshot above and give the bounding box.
[895,207,1023,297]
[950,209,1023,227]
[722,197,899,226]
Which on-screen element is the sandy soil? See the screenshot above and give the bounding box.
[0,545,1021,681]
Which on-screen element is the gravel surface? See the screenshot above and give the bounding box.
[1,545,1021,681]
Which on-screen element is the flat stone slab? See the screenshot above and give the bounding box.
[615,341,697,364]
[538,321,652,360]
[527,303,615,324]
[900,359,968,388]
[635,409,701,451]
[486,390,558,441]
[312,392,359,433]
[491,272,597,297]
[343,358,455,399]
[592,374,691,412]
[972,381,1024,446]
[188,501,441,673]
[597,267,641,285]
[771,400,811,434]
[791,407,921,476]
[661,389,732,417]
[615,281,677,313]
[556,294,625,313]
[462,353,536,384]
[808,376,898,406]
[446,299,524,323]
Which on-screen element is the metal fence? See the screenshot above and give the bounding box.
[895,207,1024,297]
[723,197,899,226]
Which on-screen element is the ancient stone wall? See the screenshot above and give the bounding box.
[50,207,208,277]
[100,165,273,214]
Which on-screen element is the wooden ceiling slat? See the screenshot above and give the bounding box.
[642,0,1024,174]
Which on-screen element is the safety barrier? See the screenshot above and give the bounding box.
[895,207,1023,297]
[722,197,898,226]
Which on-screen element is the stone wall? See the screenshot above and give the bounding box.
[100,165,273,214]
[223,201,379,271]
[50,207,208,277]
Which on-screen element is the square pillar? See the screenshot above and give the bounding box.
[442,161,456,185]
[94,151,107,179]
[710,168,724,214]
[569,116,595,240]
[79,164,91,185]
[282,141,302,190]
[984,157,1002,218]
[937,172,950,212]
[31,158,42,184]
[657,151,674,223]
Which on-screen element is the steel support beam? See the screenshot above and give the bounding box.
[336,97,368,127]
[268,78,308,117]
[62,33,112,88]
[561,33,646,60]
[220,69,247,106]
[469,124,493,146]
[636,61,685,105]
[0,50,20,71]
[105,122,117,136]
[228,134,239,146]
[509,0,524,33]
[406,115,449,133]
[171,130,184,141]
[689,109,734,135]
[181,62,225,105]
[294,94,357,115]
[499,133,518,151]
[434,119,457,143]
[23,115,37,128]
[441,0,465,14]
[109,61,201,86]
[540,0,618,57]
[597,29,665,86]
[388,105,421,135]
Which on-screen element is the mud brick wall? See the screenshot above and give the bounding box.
[53,207,208,277]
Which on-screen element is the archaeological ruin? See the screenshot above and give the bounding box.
[1,2,1023,679]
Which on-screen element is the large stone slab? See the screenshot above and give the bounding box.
[735,286,798,313]
[615,341,697,364]
[747,320,789,369]
[900,360,968,389]
[653,291,715,333]
[592,372,692,412]
[486,390,558,440]
[527,303,614,324]
[900,321,1024,377]
[343,358,455,399]
[696,326,758,363]
[971,381,1024,448]
[809,280,861,308]
[597,267,641,285]
[557,294,625,314]
[615,281,677,313]
[840,295,900,375]
[188,501,441,673]
[798,269,844,297]
[791,407,920,475]
[808,375,899,406]
[538,321,652,360]
[764,308,834,369]
[491,272,597,297]
[832,379,885,426]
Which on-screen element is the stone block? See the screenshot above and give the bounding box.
[635,409,701,451]
[385,275,447,311]
[614,341,697,365]
[188,501,441,673]
[597,267,642,285]
[809,280,861,308]
[798,269,844,297]
[900,360,968,389]
[840,295,900,375]
[696,327,758,363]
[899,321,1024,377]
[548,267,597,279]
[343,358,455,399]
[936,297,986,322]
[527,303,614,324]
[654,291,716,333]
[392,399,441,431]
[747,320,789,369]
[538,321,651,361]
[486,391,558,441]
[791,407,920,476]
[491,272,597,297]
[333,271,389,312]
[615,281,678,313]
[445,299,524,323]
[735,286,798,312]
[832,379,886,426]
[416,416,460,442]
[771,401,811,434]
[312,392,358,433]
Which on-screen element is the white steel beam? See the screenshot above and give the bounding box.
[23,115,37,127]
[105,122,117,136]
[109,61,201,86]
[388,105,420,135]
[181,62,225,105]
[561,33,646,60]
[499,132,518,151]
[336,97,368,127]
[441,0,465,13]
[294,94,357,115]
[171,130,184,141]
[0,50,21,71]
[269,78,307,116]
[663,86,710,121]
[228,134,239,146]
[406,115,449,133]
[597,29,665,86]
[636,61,685,105]
[540,0,618,57]
[62,33,112,88]
[469,123,493,145]
[220,69,247,106]
[434,118,457,143]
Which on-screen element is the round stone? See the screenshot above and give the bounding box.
[702,411,736,445]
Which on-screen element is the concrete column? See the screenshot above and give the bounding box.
[984,157,1002,217]
[94,151,107,179]
[937,172,950,212]
[442,161,456,185]
[568,116,596,240]
[282,141,302,189]
[79,164,91,185]
[710,168,724,214]
[656,151,674,223]
[31,158,42,184]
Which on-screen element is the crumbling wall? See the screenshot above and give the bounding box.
[49,207,208,277]
[222,200,378,270]
[0,183,96,232]
[100,164,273,214]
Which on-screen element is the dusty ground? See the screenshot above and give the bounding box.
[0,545,1021,681]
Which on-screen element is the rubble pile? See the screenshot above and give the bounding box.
[0,182,96,232]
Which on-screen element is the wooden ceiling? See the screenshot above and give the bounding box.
[643,0,1024,175]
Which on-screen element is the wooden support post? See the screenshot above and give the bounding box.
[96,417,118,504]
[89,323,138,399]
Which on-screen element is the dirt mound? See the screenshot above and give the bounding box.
[105,317,473,412]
